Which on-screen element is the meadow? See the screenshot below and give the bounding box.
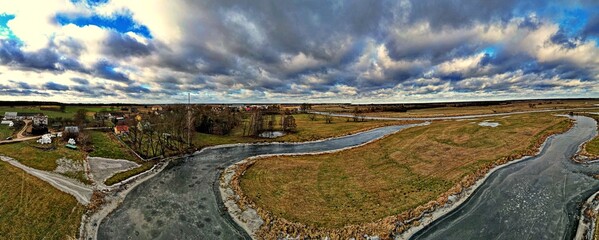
[240,113,571,230]
[0,161,84,240]
[312,100,599,118]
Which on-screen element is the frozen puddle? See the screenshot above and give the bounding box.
[478,121,500,127]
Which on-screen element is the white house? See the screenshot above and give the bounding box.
[3,112,17,120]
[37,134,52,144]
[1,120,12,125]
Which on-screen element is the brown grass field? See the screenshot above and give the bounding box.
[239,113,572,234]
[313,100,599,118]
[0,161,84,239]
[583,114,599,157]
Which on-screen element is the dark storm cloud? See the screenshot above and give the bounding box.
[2,0,598,101]
[0,39,86,72]
[71,77,89,85]
[103,31,154,58]
[43,81,70,91]
[92,60,131,83]
[16,81,32,89]
[0,89,51,96]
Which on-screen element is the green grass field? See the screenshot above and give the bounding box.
[0,161,84,240]
[0,106,113,119]
[90,131,138,161]
[0,124,13,139]
[104,161,155,186]
[240,113,571,230]
[0,140,86,171]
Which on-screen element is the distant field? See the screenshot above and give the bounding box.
[0,105,113,119]
[313,100,599,118]
[193,113,402,148]
[0,161,84,240]
[240,113,571,232]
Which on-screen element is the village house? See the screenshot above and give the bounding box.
[1,120,13,127]
[31,115,49,135]
[151,105,163,112]
[63,126,80,139]
[3,112,18,121]
[114,125,129,134]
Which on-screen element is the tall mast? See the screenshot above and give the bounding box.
[187,92,191,148]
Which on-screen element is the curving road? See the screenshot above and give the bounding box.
[97,123,425,239]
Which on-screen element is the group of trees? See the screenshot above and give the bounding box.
[243,109,297,136]
[193,106,241,135]
[126,107,193,158]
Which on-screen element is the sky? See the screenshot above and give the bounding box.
[0,0,598,104]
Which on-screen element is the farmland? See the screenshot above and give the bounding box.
[312,100,599,118]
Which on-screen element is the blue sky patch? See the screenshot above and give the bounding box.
[70,0,109,7]
[55,12,152,39]
[0,14,17,39]
[557,8,588,36]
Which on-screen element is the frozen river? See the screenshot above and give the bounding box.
[97,124,422,239]
[411,116,599,240]
[97,116,599,240]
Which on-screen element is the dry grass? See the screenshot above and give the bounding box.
[313,100,599,118]
[0,161,84,240]
[583,114,599,157]
[240,113,571,230]
[104,161,155,186]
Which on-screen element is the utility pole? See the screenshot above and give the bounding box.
[187,92,191,148]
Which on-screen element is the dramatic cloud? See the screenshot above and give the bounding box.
[0,0,597,103]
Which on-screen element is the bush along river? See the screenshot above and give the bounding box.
[411,115,599,240]
[97,123,426,239]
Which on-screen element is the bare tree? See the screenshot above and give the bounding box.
[324,114,333,124]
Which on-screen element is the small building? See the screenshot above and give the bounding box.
[1,120,13,125]
[51,122,63,131]
[31,115,49,135]
[151,105,163,112]
[63,126,80,139]
[37,134,52,144]
[3,112,18,120]
[114,125,129,134]
[65,144,78,150]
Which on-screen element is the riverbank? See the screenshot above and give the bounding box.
[84,123,423,240]
[230,114,573,239]
[220,122,430,239]
[573,113,599,164]
[572,114,599,240]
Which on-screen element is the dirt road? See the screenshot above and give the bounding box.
[0,155,92,205]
